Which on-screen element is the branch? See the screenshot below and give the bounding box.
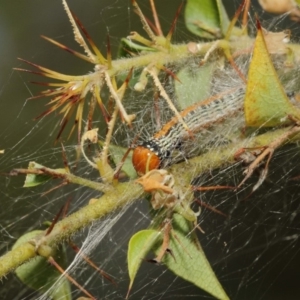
[10,165,110,193]
[101,38,300,78]
[0,181,144,278]
[1,125,299,279]
[170,126,300,185]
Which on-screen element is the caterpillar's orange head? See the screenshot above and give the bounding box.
[132,146,161,175]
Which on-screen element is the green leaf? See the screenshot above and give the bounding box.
[24,162,67,187]
[13,230,71,300]
[118,38,156,58]
[108,143,137,179]
[184,0,230,39]
[98,140,137,179]
[155,214,229,300]
[117,38,155,88]
[127,229,162,293]
[175,62,215,110]
[245,22,300,127]
[216,0,231,35]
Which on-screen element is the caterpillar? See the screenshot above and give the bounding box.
[132,87,246,174]
[132,87,299,174]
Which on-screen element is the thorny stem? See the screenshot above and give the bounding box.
[104,72,135,125]
[11,166,110,193]
[69,241,116,285]
[146,65,190,132]
[237,124,300,187]
[101,101,119,166]
[149,0,163,36]
[154,216,173,263]
[1,126,300,279]
[0,181,144,279]
[170,127,300,185]
[132,0,157,42]
[48,256,96,300]
[5,3,300,282]
[99,39,300,83]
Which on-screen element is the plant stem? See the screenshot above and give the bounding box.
[0,181,144,278]
[1,126,299,279]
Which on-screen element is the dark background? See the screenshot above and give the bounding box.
[1,1,300,299]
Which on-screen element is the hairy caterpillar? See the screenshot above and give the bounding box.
[132,87,297,174]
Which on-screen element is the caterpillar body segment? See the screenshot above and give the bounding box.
[132,145,161,175]
[132,87,245,174]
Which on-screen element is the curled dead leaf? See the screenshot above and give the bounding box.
[82,128,99,143]
[258,0,297,14]
[259,0,300,21]
[135,170,183,210]
[135,169,174,194]
[263,29,290,55]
